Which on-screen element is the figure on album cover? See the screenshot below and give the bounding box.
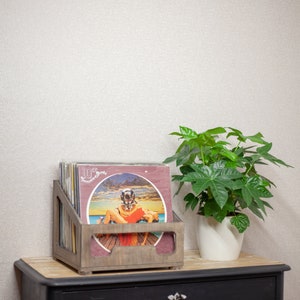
[96,188,159,246]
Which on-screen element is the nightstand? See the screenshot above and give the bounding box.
[14,250,290,300]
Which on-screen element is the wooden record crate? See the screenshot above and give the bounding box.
[52,180,184,274]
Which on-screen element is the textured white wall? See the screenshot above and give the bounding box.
[1,1,299,299]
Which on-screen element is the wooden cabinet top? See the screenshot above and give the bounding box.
[15,250,290,286]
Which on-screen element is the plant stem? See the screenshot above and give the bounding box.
[200,146,206,165]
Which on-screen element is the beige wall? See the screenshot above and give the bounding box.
[1,1,299,299]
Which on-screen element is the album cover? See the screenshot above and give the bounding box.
[75,163,174,257]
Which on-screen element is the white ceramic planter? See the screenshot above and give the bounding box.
[196,215,244,261]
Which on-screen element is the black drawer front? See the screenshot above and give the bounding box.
[60,276,277,300]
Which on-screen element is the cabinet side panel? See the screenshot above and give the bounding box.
[21,274,47,300]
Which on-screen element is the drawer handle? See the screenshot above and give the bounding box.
[168,292,187,299]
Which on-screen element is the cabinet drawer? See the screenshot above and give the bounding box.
[60,276,276,300]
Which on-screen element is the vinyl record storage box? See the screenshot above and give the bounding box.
[52,180,184,274]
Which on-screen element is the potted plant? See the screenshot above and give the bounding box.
[163,126,292,260]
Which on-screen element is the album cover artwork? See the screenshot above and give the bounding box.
[75,163,174,256]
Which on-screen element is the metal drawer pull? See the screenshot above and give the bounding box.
[168,292,187,299]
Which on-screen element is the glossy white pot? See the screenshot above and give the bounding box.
[196,215,244,261]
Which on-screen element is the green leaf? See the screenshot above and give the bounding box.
[179,126,198,140]
[182,162,242,209]
[171,174,184,182]
[247,132,266,145]
[184,193,199,211]
[230,214,250,233]
[241,175,273,205]
[191,178,211,194]
[202,200,235,222]
[257,142,272,154]
[227,128,266,145]
[241,185,253,206]
[227,127,247,142]
[169,131,183,137]
[257,143,292,167]
[173,181,185,196]
[205,127,226,135]
[248,202,265,220]
[165,144,199,166]
[253,196,267,215]
[163,154,178,164]
[262,200,273,210]
[219,148,238,161]
[209,181,229,209]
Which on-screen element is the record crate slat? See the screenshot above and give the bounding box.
[52,180,184,274]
